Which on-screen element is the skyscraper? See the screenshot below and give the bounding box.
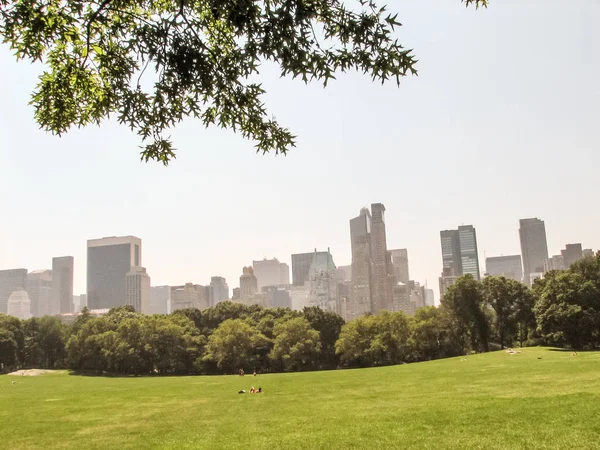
[583,249,595,259]
[485,255,523,281]
[27,269,53,317]
[519,218,549,286]
[370,203,393,313]
[458,225,480,280]
[389,249,410,285]
[348,207,372,320]
[291,250,332,286]
[239,266,258,297]
[87,236,142,309]
[209,276,230,306]
[52,256,74,314]
[125,267,151,313]
[440,230,462,277]
[307,249,338,312]
[0,269,27,314]
[561,243,583,268]
[439,225,480,298]
[253,258,289,291]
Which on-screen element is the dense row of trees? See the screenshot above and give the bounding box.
[1,253,599,375]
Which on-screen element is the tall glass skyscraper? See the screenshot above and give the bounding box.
[519,218,549,286]
[87,236,142,309]
[439,225,481,282]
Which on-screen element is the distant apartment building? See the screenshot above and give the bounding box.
[307,250,338,312]
[335,265,352,282]
[125,267,151,314]
[583,249,595,259]
[27,269,53,317]
[544,255,565,272]
[253,258,290,291]
[0,268,28,314]
[52,256,74,314]
[290,285,310,311]
[485,255,523,281]
[389,249,410,285]
[7,290,31,319]
[262,286,292,309]
[392,282,416,316]
[72,295,86,313]
[209,276,229,306]
[519,218,549,286]
[423,288,435,307]
[150,286,170,314]
[87,236,142,309]
[239,266,258,298]
[439,268,458,299]
[170,283,209,311]
[561,243,583,268]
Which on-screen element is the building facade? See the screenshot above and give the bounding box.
[150,286,170,314]
[307,250,338,312]
[252,258,289,291]
[348,207,373,320]
[485,255,523,281]
[27,269,53,317]
[561,243,583,268]
[389,249,410,285]
[239,266,258,298]
[125,267,151,313]
[170,284,209,311]
[7,290,31,319]
[544,255,565,272]
[370,203,393,314]
[52,256,74,314]
[291,250,331,286]
[87,236,142,309]
[209,276,229,306]
[519,218,549,286]
[440,230,462,278]
[0,269,28,314]
[458,225,480,280]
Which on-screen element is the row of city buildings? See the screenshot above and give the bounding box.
[438,217,595,298]
[1,212,593,322]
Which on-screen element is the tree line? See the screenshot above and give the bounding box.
[1,253,599,375]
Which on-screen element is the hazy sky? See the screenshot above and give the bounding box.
[1,0,599,302]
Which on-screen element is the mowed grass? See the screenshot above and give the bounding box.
[2,348,600,450]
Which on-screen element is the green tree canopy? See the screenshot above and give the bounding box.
[203,318,270,373]
[534,255,600,350]
[481,276,535,349]
[1,0,486,163]
[269,316,321,371]
[441,275,490,353]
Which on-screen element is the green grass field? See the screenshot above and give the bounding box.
[2,347,600,450]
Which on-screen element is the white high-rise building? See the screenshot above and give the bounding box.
[125,267,151,314]
[7,290,31,319]
[28,269,53,317]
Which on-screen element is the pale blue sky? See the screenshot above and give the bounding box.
[1,0,599,302]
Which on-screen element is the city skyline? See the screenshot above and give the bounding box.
[0,216,597,311]
[1,1,599,305]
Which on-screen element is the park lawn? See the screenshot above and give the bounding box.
[1,348,600,450]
